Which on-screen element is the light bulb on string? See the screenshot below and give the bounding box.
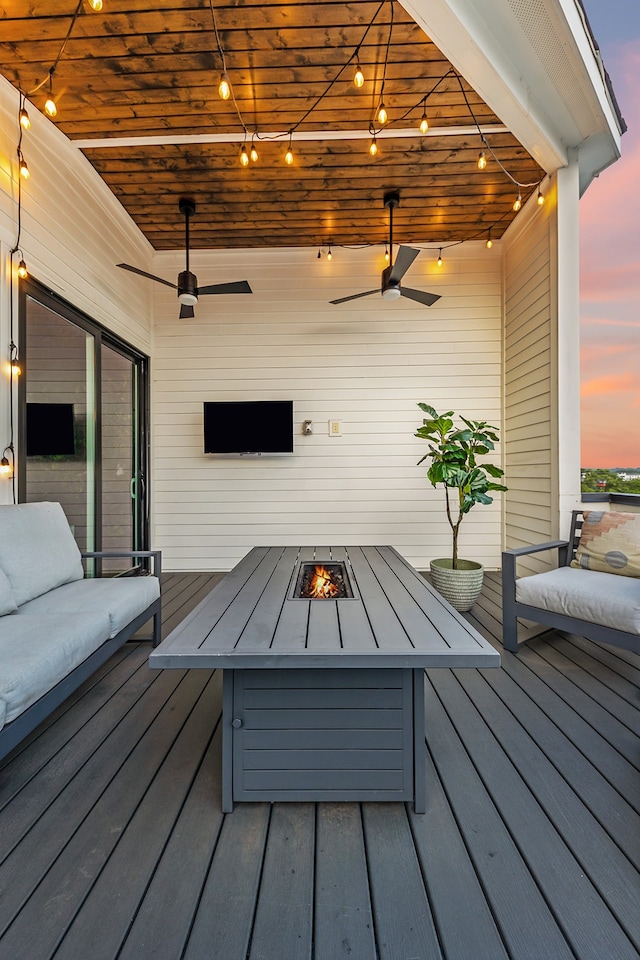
[327,245,332,262]
[317,248,322,259]
[239,144,249,167]
[19,106,31,130]
[419,111,429,134]
[477,151,487,170]
[437,248,443,267]
[377,102,387,124]
[537,186,545,206]
[513,192,522,212]
[369,134,378,157]
[285,133,294,166]
[485,231,493,250]
[44,68,57,117]
[218,72,231,100]
[18,154,29,179]
[0,456,13,479]
[353,59,365,89]
[384,243,390,263]
[88,0,103,10]
[17,260,28,280]
[250,136,259,163]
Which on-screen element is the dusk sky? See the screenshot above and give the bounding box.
[579,0,640,468]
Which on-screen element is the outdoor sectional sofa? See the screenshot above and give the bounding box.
[0,501,161,762]
[502,509,640,654]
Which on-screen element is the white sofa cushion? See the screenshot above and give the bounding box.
[0,569,18,616]
[516,566,640,635]
[18,576,160,639]
[0,612,111,726]
[0,502,84,606]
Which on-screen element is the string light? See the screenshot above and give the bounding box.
[477,151,487,170]
[384,243,390,262]
[437,248,443,266]
[377,102,387,124]
[285,133,294,165]
[513,192,522,212]
[19,106,31,130]
[88,0,103,9]
[537,186,545,205]
[239,143,249,166]
[317,248,322,259]
[369,134,378,157]
[18,153,30,179]
[250,136,259,163]
[0,448,13,479]
[44,68,57,117]
[9,341,21,375]
[327,245,332,261]
[419,100,429,134]
[17,260,28,280]
[353,59,365,89]
[485,231,493,249]
[218,71,231,101]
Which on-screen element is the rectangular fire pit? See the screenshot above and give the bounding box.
[150,546,500,812]
[291,560,356,599]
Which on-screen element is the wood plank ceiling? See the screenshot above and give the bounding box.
[1,0,545,251]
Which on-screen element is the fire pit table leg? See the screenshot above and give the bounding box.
[413,669,426,814]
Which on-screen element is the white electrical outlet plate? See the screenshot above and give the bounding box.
[328,419,342,436]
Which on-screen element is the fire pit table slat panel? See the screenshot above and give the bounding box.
[227,546,301,652]
[343,547,421,652]
[307,601,342,651]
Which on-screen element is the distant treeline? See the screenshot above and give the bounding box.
[581,469,640,493]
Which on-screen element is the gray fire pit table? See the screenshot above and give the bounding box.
[149,545,500,812]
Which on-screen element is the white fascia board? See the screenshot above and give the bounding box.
[400,0,621,188]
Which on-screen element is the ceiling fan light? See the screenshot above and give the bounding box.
[382,285,401,300]
[179,292,198,306]
[218,72,231,100]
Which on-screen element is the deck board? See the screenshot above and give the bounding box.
[0,568,638,960]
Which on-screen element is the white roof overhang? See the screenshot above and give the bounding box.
[401,0,624,193]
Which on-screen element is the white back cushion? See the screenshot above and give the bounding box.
[0,502,84,606]
[0,568,18,616]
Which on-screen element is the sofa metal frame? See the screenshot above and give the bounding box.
[502,510,640,655]
[0,549,161,764]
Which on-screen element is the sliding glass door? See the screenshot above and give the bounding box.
[18,280,149,566]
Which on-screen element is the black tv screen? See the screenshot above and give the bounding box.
[204,400,294,455]
[26,402,76,457]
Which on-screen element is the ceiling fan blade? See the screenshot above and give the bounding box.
[400,287,441,307]
[330,289,378,305]
[116,263,177,290]
[198,280,252,296]
[389,246,420,283]
[179,303,195,319]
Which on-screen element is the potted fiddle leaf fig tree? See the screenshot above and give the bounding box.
[415,402,507,611]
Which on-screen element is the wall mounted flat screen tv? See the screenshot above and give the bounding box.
[204,400,294,455]
[26,402,76,457]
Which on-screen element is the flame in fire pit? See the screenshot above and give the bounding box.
[309,565,340,598]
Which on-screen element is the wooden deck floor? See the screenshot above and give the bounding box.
[1,571,638,960]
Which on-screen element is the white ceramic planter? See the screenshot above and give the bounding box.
[429,558,484,612]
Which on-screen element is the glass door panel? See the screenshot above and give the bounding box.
[22,297,96,553]
[101,343,136,573]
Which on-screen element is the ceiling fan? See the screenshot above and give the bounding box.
[117,198,252,319]
[330,191,440,307]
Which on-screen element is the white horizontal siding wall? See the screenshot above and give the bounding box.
[503,180,557,574]
[152,242,504,571]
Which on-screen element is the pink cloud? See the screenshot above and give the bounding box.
[580,372,636,398]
